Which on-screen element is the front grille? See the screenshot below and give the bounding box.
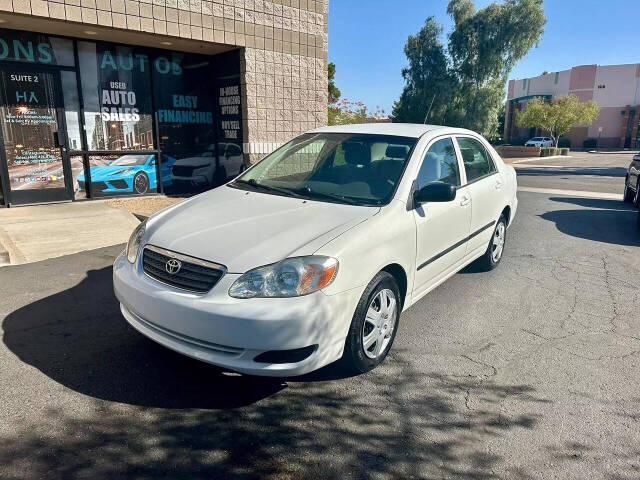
[142,245,226,293]
[172,165,197,177]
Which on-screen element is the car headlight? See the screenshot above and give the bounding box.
[126,220,147,264]
[229,256,338,298]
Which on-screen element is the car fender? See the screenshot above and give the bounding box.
[315,199,416,309]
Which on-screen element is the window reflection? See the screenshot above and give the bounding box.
[78,41,153,151]
[61,71,82,151]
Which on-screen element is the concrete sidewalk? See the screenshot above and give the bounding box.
[0,201,140,267]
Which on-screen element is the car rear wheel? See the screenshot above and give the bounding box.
[473,214,507,271]
[341,272,401,374]
[133,172,149,195]
[623,178,634,203]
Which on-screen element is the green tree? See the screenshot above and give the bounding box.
[516,94,600,147]
[393,0,546,139]
[328,62,341,104]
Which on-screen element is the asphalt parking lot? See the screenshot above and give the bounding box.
[1,152,639,479]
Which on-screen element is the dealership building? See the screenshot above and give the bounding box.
[0,0,329,206]
[504,63,640,149]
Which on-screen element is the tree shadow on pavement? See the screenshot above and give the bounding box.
[540,197,640,247]
[1,265,550,479]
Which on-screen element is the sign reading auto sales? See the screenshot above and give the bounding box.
[100,81,140,122]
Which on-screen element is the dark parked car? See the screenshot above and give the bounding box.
[623,153,640,206]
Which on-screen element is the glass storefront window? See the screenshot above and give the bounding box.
[78,41,153,151]
[61,71,82,151]
[0,30,244,203]
[0,29,74,66]
[81,154,159,197]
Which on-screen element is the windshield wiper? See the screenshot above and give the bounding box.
[234,179,306,199]
[293,187,359,205]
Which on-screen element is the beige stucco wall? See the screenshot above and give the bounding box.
[0,0,329,163]
[593,63,640,108]
[507,63,640,146]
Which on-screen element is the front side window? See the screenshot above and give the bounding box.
[232,133,417,206]
[416,137,460,189]
[457,137,496,183]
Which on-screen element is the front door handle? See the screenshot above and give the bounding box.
[460,195,471,206]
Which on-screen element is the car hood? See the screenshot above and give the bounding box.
[172,157,213,168]
[146,186,379,273]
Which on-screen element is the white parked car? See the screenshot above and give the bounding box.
[114,124,518,376]
[525,136,553,147]
[171,143,245,188]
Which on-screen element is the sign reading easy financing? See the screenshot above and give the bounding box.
[98,49,214,125]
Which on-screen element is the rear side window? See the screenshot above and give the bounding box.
[457,137,496,183]
[416,137,461,188]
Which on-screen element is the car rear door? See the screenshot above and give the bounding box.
[455,136,504,257]
[412,136,472,297]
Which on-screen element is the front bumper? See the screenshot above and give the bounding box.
[78,178,134,193]
[113,251,362,376]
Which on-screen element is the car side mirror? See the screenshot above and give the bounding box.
[413,183,457,205]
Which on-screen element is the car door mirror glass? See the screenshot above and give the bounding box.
[414,182,457,205]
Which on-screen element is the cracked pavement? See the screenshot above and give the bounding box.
[1,153,639,479]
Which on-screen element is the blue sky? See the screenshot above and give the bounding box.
[328,0,640,114]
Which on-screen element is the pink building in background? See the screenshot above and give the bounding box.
[505,63,640,149]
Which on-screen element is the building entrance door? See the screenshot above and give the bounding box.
[0,66,72,205]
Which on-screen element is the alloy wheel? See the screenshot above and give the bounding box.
[134,174,148,194]
[362,289,397,359]
[492,222,506,263]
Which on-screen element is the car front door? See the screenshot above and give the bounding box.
[455,136,504,257]
[412,137,472,297]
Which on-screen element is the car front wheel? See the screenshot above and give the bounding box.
[133,172,149,195]
[341,271,401,374]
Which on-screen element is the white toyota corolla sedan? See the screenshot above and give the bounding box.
[114,123,518,376]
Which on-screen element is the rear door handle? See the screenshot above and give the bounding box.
[460,195,471,206]
[495,181,503,190]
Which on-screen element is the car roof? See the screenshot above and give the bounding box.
[308,123,478,139]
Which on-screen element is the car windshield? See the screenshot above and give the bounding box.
[110,155,149,166]
[231,133,417,206]
[530,137,543,141]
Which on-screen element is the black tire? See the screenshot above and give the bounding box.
[623,178,635,203]
[634,180,640,208]
[133,172,149,195]
[637,210,640,230]
[341,271,401,374]
[473,214,507,271]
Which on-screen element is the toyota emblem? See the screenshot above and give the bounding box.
[165,258,182,275]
